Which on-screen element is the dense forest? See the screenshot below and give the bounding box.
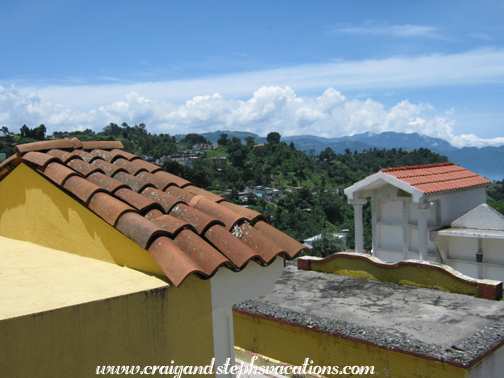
[2,122,503,249]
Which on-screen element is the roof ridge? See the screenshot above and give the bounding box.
[381,162,455,173]
[14,137,124,154]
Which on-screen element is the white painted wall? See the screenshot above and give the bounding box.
[210,258,284,378]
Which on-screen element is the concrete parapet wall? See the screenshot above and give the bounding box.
[298,253,502,300]
[233,309,504,378]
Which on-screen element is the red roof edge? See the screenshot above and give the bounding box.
[380,162,455,173]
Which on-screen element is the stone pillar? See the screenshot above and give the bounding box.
[351,199,367,253]
[417,202,430,261]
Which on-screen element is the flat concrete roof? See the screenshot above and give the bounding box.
[236,261,504,363]
[0,236,169,320]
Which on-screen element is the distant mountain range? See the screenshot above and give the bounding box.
[178,130,504,182]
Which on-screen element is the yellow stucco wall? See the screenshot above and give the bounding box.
[0,164,216,377]
[233,311,470,378]
[309,255,479,296]
[1,274,214,378]
[0,163,163,276]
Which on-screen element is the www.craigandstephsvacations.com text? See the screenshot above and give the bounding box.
[96,357,375,376]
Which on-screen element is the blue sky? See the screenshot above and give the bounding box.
[1,0,503,147]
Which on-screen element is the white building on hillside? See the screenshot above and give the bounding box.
[344,163,494,278]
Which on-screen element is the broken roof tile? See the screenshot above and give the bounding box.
[88,192,136,226]
[114,188,164,214]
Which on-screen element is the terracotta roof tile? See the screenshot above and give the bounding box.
[87,172,128,193]
[126,158,163,173]
[115,212,169,249]
[6,137,304,286]
[173,229,229,274]
[21,151,61,168]
[204,224,261,268]
[148,237,206,286]
[63,175,107,204]
[91,159,127,177]
[151,214,193,236]
[90,149,120,163]
[112,171,154,193]
[169,203,224,234]
[154,171,192,188]
[136,171,173,191]
[73,150,101,163]
[184,185,225,203]
[88,192,136,226]
[164,185,196,203]
[15,139,75,154]
[218,201,268,224]
[238,222,285,263]
[189,196,246,230]
[141,187,184,213]
[112,158,148,176]
[40,162,79,186]
[110,149,141,161]
[114,188,165,214]
[82,141,124,150]
[380,162,491,194]
[67,159,104,177]
[47,149,81,164]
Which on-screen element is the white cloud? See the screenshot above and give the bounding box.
[1,84,503,148]
[331,22,442,39]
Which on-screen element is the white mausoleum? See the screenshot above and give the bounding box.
[343,162,502,279]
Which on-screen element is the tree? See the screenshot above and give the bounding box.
[217,133,228,147]
[181,133,209,145]
[1,126,8,134]
[266,132,281,145]
[312,229,346,258]
[245,136,255,148]
[34,124,46,140]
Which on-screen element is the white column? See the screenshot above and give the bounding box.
[210,258,284,378]
[351,199,367,253]
[417,203,430,261]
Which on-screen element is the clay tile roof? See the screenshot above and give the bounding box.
[380,162,491,195]
[4,137,309,286]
